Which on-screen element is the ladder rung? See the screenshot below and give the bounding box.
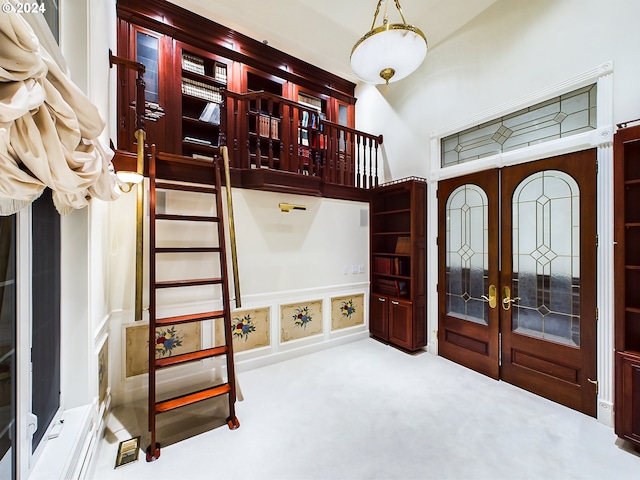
[155,182,217,195]
[156,214,220,222]
[155,247,222,254]
[156,278,223,288]
[156,310,226,327]
[155,383,231,413]
[155,346,228,369]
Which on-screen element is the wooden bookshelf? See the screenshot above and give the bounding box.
[177,44,228,159]
[369,178,427,351]
[614,122,640,452]
[116,0,356,153]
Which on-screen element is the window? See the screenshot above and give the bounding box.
[30,191,60,453]
[0,216,16,479]
[42,0,59,42]
[441,84,597,167]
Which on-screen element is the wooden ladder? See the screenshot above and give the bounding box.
[146,147,239,462]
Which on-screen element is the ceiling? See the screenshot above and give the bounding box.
[168,0,498,82]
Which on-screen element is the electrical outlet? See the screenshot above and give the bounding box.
[358,265,365,274]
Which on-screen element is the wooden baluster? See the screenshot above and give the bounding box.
[267,97,274,169]
[255,97,262,169]
[346,131,353,187]
[355,134,361,189]
[337,128,343,185]
[220,89,228,150]
[243,98,251,169]
[286,104,294,172]
[373,141,380,187]
[368,137,374,189]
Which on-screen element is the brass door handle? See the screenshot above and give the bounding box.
[502,286,521,310]
[481,284,497,309]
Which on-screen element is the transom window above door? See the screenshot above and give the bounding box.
[441,84,597,167]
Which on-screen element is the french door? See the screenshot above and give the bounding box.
[438,149,597,416]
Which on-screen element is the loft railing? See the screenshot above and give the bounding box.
[220,90,383,189]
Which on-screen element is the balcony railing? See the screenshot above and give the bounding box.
[221,90,383,190]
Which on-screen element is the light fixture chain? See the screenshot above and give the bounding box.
[393,0,408,25]
[371,0,384,31]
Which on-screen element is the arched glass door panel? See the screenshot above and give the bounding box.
[445,184,489,325]
[511,170,580,346]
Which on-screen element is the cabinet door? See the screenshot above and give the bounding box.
[118,24,172,153]
[370,295,389,341]
[389,299,413,350]
[616,352,640,446]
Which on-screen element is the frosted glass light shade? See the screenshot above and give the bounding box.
[116,171,144,185]
[350,24,427,84]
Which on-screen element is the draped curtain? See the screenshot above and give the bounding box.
[0,4,119,215]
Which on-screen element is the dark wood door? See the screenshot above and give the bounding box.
[438,169,500,379]
[389,299,413,350]
[438,150,598,416]
[499,150,597,416]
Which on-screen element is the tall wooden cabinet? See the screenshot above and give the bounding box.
[369,178,427,352]
[614,121,640,452]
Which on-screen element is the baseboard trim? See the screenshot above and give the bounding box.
[597,399,614,427]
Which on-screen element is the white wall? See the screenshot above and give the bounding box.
[231,190,369,294]
[107,184,371,404]
[356,0,640,178]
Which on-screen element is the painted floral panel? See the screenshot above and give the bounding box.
[227,307,271,353]
[331,294,365,331]
[125,323,200,377]
[280,299,323,342]
[98,337,109,405]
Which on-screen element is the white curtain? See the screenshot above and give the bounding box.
[0,4,120,215]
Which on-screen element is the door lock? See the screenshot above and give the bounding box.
[481,284,497,309]
[502,286,521,310]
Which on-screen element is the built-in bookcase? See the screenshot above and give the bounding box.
[245,71,283,168]
[369,178,426,352]
[614,122,640,452]
[178,45,228,160]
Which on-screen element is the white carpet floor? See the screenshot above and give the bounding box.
[90,338,640,480]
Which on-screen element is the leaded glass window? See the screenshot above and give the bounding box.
[441,85,597,167]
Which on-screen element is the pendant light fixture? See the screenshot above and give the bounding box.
[350,0,427,85]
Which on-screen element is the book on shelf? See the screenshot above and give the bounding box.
[300,129,309,146]
[181,77,222,103]
[199,102,220,125]
[395,236,411,254]
[258,114,279,138]
[376,278,408,297]
[299,146,311,162]
[375,278,397,296]
[374,256,393,274]
[181,53,205,75]
[192,153,214,162]
[183,136,212,146]
[214,62,227,84]
[301,110,310,128]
